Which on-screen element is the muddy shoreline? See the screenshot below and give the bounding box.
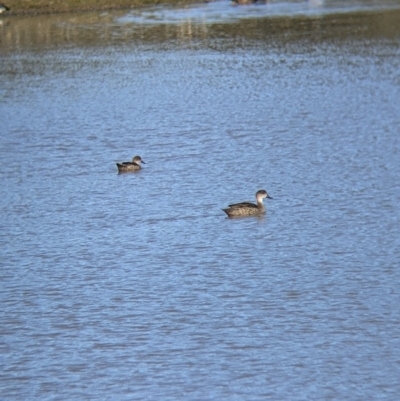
[1,0,201,15]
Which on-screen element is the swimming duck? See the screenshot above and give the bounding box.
[0,3,9,13]
[222,189,273,217]
[116,155,145,173]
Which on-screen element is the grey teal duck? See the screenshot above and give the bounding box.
[116,155,145,173]
[222,189,273,217]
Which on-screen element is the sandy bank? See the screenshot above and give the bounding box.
[1,0,200,15]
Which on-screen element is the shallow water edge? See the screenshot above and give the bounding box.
[1,6,400,54]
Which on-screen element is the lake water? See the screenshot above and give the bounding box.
[1,1,400,399]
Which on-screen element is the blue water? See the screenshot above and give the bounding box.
[1,2,400,400]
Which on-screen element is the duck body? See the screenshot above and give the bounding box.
[222,189,272,217]
[231,0,257,5]
[116,155,145,173]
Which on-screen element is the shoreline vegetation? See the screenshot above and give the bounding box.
[1,0,203,15]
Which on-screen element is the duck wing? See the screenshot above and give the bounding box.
[228,202,258,209]
[120,161,140,166]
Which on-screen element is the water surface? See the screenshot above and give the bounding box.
[1,1,400,400]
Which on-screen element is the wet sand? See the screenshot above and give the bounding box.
[1,0,200,15]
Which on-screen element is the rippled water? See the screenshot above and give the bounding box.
[1,1,400,400]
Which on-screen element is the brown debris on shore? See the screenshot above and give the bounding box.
[0,0,200,15]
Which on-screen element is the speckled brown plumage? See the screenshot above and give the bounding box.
[222,189,273,217]
[116,155,145,173]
